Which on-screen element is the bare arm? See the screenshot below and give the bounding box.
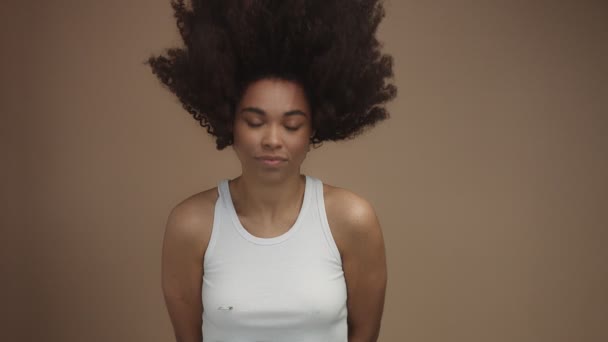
[336,193,388,342]
[162,201,211,342]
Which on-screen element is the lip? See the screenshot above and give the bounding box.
[257,156,287,161]
[257,157,286,166]
[259,159,284,166]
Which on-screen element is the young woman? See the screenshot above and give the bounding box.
[146,1,397,341]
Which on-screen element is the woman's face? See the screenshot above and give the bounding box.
[232,78,313,179]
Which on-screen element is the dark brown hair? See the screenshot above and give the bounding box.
[145,0,397,150]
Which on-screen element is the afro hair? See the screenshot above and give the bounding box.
[145,0,397,150]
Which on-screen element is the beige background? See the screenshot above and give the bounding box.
[1,1,607,341]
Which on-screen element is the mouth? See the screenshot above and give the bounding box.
[257,156,287,161]
[257,157,286,166]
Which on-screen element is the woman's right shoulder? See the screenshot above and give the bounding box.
[173,185,220,216]
[165,185,220,252]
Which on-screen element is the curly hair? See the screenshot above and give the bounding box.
[145,0,397,150]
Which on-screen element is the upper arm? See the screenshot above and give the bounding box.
[161,199,212,342]
[332,191,387,341]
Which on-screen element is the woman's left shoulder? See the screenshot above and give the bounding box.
[321,182,382,256]
[322,183,377,222]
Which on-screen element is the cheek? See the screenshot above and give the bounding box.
[288,135,312,154]
[232,130,253,158]
[233,123,256,145]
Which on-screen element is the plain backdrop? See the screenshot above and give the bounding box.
[1,1,607,341]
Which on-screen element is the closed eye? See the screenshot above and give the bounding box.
[247,122,301,131]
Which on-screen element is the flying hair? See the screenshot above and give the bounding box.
[145,0,397,150]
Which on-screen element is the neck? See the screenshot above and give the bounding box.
[229,173,306,221]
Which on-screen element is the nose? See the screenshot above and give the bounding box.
[261,124,282,149]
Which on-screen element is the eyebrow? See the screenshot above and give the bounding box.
[240,107,307,117]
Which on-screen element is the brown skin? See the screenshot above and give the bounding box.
[228,78,313,235]
[161,78,387,342]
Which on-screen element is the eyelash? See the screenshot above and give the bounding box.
[246,122,300,131]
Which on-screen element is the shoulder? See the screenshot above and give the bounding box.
[169,186,219,231]
[322,182,382,259]
[164,185,220,259]
[323,183,377,223]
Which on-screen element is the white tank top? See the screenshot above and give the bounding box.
[202,175,348,341]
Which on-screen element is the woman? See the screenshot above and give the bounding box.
[146,1,396,341]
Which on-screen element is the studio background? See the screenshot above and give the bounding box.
[1,1,606,341]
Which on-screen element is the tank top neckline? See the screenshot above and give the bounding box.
[219,175,313,245]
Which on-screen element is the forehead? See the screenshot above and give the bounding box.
[237,78,310,117]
